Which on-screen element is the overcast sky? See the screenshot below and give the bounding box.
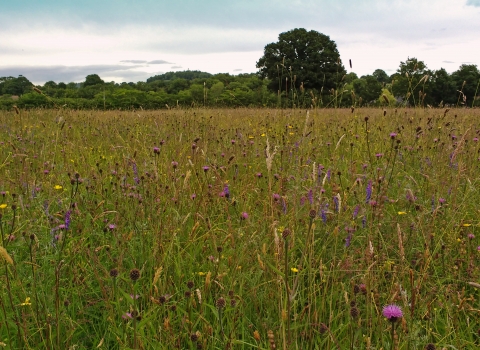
[1,0,479,85]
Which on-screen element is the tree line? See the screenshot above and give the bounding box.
[1,28,479,110]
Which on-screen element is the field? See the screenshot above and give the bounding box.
[0,107,479,349]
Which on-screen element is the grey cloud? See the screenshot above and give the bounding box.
[171,66,182,69]
[147,60,173,64]
[467,0,480,6]
[120,60,147,64]
[0,64,152,85]
[233,69,242,71]
[442,60,455,63]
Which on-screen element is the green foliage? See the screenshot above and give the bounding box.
[391,57,432,106]
[256,28,346,94]
[353,75,383,105]
[451,64,480,106]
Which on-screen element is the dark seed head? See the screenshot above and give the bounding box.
[309,209,317,219]
[187,281,194,289]
[109,268,119,278]
[319,323,328,334]
[216,297,226,309]
[190,333,198,342]
[350,306,359,319]
[129,268,140,282]
[282,229,291,240]
[425,344,436,350]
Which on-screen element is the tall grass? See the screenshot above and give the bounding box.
[0,107,479,349]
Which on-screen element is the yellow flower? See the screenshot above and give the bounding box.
[20,297,31,306]
[462,223,472,227]
[248,136,254,139]
[289,132,294,135]
[0,204,7,209]
[198,272,206,276]
[397,211,407,215]
[291,267,299,273]
[261,133,266,137]
[54,185,62,190]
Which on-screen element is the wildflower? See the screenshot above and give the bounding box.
[129,268,141,282]
[190,193,196,200]
[272,193,280,201]
[353,205,360,219]
[108,224,116,231]
[65,210,71,230]
[390,132,397,139]
[20,297,32,306]
[241,212,248,220]
[375,153,383,158]
[398,211,407,215]
[291,267,299,273]
[122,312,133,320]
[171,161,178,169]
[153,146,160,154]
[223,185,230,199]
[345,233,353,247]
[366,180,372,203]
[202,166,209,172]
[216,297,226,309]
[462,223,472,227]
[54,185,63,190]
[438,198,446,204]
[0,204,7,209]
[132,163,139,184]
[468,233,475,240]
[382,304,403,322]
[308,189,313,205]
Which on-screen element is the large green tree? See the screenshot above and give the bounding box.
[390,57,432,106]
[256,28,346,93]
[451,64,480,106]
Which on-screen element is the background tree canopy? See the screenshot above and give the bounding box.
[256,28,346,93]
[1,29,479,109]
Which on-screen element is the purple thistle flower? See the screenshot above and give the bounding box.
[241,212,248,220]
[203,166,210,172]
[382,304,403,322]
[65,210,71,230]
[366,180,372,203]
[153,147,160,154]
[389,132,397,139]
[223,184,230,199]
[273,193,280,201]
[326,169,331,181]
[308,189,313,205]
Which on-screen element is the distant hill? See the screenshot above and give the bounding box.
[147,70,212,83]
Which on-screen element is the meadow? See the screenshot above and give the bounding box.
[0,107,479,349]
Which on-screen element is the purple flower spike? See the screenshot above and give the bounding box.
[382,304,403,322]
